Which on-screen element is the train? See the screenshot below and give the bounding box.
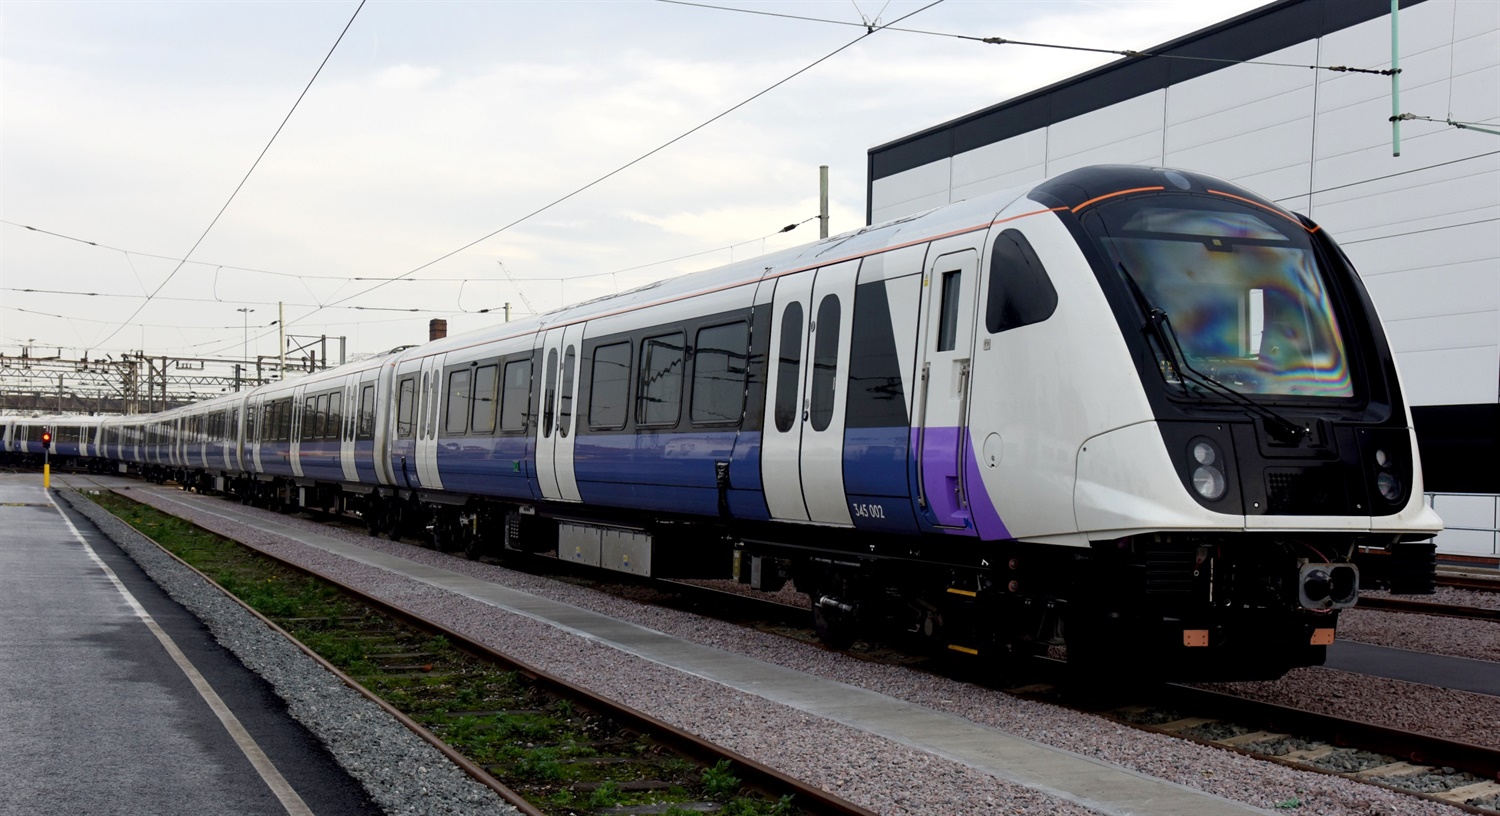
[3,165,1443,680]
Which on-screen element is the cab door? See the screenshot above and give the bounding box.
[914,248,980,529]
[761,260,858,525]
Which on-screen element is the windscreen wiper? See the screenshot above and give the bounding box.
[1118,264,1307,443]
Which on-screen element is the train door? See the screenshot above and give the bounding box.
[249,395,264,473]
[375,363,398,487]
[914,248,980,529]
[415,353,445,489]
[761,260,858,525]
[535,324,585,503]
[340,372,359,482]
[289,386,306,479]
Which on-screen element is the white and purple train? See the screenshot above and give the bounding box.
[5,166,1442,680]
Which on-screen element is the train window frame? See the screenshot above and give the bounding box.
[690,321,749,426]
[316,393,331,440]
[543,348,559,439]
[936,270,962,352]
[500,358,532,433]
[774,301,804,434]
[329,391,342,440]
[809,295,841,432]
[986,228,1059,335]
[357,384,376,441]
[471,364,498,435]
[446,368,472,436]
[396,377,417,439]
[558,346,576,438]
[637,331,685,428]
[588,341,632,430]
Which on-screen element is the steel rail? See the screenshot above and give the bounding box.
[1442,575,1500,593]
[1356,595,1500,622]
[98,484,878,816]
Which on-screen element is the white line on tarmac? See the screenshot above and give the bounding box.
[52,498,314,816]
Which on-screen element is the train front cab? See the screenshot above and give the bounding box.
[1031,166,1443,679]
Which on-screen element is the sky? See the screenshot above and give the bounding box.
[1,0,1265,366]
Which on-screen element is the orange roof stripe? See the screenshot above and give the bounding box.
[1071,186,1165,213]
[1206,189,1314,232]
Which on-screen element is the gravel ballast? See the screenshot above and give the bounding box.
[60,489,519,816]
[108,483,1497,816]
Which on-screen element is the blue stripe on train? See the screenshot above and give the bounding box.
[434,436,534,500]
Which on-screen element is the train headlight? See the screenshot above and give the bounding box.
[1376,471,1403,502]
[1188,438,1227,501]
[1374,449,1390,468]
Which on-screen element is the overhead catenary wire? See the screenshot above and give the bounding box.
[87,0,367,353]
[3,211,820,286]
[658,0,1401,76]
[285,0,945,333]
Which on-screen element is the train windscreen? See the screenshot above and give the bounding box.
[1086,195,1354,400]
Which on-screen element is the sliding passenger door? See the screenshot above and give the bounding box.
[415,353,445,489]
[761,260,858,525]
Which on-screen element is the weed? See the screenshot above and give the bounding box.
[702,759,741,799]
[587,781,622,808]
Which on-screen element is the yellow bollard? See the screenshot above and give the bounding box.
[44,462,50,491]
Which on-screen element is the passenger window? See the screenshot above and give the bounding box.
[637,333,685,427]
[810,295,841,432]
[691,322,748,425]
[500,359,532,432]
[589,342,631,429]
[559,347,576,438]
[396,378,416,438]
[774,303,804,433]
[446,369,471,435]
[316,394,330,439]
[329,392,342,439]
[543,349,558,438]
[302,397,316,441]
[471,365,498,435]
[358,384,376,441]
[986,228,1058,334]
[936,270,961,352]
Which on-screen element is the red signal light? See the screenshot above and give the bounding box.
[41,428,52,447]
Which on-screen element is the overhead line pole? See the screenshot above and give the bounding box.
[819,165,829,239]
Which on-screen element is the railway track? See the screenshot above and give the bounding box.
[1356,595,1500,622]
[73,476,1500,814]
[402,552,1500,813]
[84,484,875,816]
